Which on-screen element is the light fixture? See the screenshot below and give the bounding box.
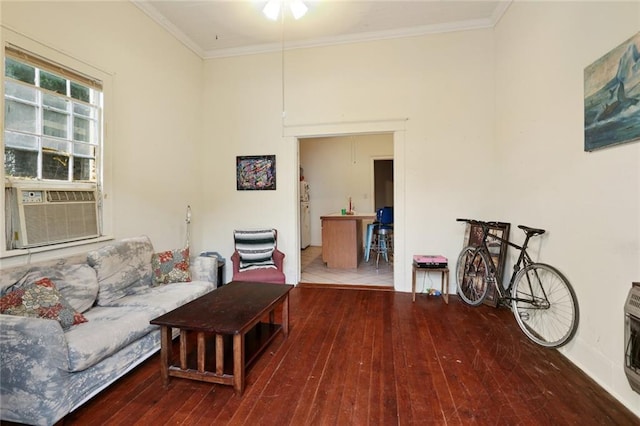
[263,0,308,21]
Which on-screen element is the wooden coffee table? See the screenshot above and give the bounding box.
[150,281,293,395]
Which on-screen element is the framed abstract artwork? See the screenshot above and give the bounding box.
[236,155,276,191]
[584,31,640,151]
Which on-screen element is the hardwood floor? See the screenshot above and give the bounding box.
[53,288,637,425]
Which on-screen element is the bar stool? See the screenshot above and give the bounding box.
[367,207,394,265]
[372,224,393,268]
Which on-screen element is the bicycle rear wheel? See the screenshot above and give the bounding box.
[511,263,579,348]
[455,246,490,306]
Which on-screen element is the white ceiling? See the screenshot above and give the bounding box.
[133,0,512,59]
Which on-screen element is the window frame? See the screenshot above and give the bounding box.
[2,40,111,257]
[4,48,103,184]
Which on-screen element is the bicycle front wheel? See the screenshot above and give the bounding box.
[456,246,491,306]
[511,263,579,348]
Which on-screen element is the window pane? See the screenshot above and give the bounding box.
[73,116,90,142]
[5,58,35,84]
[5,100,37,133]
[4,131,38,150]
[5,81,36,102]
[73,156,94,181]
[43,137,70,154]
[42,151,69,180]
[73,142,96,157]
[43,93,68,111]
[73,102,91,117]
[43,109,68,138]
[4,148,37,178]
[40,71,66,95]
[70,82,90,102]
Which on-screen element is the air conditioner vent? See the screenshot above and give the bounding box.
[48,190,96,202]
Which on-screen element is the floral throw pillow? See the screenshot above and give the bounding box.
[151,247,191,285]
[0,277,88,330]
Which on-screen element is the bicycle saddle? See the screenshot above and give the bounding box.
[518,225,546,236]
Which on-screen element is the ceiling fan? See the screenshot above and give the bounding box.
[263,0,308,20]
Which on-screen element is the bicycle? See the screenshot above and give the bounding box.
[455,218,579,348]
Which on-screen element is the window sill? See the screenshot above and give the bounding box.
[0,235,114,260]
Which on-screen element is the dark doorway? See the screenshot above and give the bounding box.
[374,159,394,211]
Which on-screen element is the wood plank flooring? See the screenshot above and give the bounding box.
[51,288,639,424]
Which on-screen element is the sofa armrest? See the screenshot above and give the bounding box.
[190,256,218,287]
[0,314,71,424]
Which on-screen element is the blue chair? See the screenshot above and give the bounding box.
[366,207,393,267]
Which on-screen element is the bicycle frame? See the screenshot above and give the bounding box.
[468,221,536,301]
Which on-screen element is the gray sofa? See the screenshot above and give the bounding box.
[0,236,218,426]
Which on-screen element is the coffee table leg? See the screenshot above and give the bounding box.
[233,333,245,395]
[282,294,289,337]
[180,330,188,370]
[197,332,206,372]
[216,334,224,375]
[159,326,172,387]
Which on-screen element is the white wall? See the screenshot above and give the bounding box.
[0,1,203,268]
[201,30,496,286]
[300,134,393,246]
[495,1,640,415]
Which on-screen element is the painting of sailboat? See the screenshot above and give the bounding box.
[584,32,640,151]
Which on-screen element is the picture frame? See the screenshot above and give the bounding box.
[462,221,510,307]
[584,31,640,151]
[236,155,276,191]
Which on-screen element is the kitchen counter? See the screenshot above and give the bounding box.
[320,213,376,269]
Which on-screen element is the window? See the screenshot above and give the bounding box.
[4,47,103,183]
[3,45,104,251]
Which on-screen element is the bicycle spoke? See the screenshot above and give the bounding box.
[456,247,490,306]
[512,264,578,347]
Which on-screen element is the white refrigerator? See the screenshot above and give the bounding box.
[300,180,311,249]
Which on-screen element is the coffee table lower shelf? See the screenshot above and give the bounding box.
[158,321,284,394]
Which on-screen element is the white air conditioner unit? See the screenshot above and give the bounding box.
[11,187,99,248]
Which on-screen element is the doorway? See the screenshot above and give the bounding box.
[298,134,394,286]
[373,158,394,211]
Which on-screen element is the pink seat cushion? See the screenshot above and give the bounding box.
[232,267,285,284]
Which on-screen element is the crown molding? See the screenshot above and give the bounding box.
[132,1,512,60]
[131,0,205,58]
[203,17,496,59]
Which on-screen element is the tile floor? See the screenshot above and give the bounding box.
[299,246,394,287]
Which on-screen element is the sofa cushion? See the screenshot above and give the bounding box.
[88,236,154,306]
[64,281,214,372]
[0,253,87,295]
[105,281,214,312]
[234,229,277,271]
[64,305,160,372]
[0,277,87,330]
[151,247,191,285]
[14,264,99,313]
[233,267,286,284]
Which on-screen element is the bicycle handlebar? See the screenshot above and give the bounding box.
[456,218,505,228]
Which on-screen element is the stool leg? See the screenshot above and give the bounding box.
[365,224,373,262]
[381,237,388,262]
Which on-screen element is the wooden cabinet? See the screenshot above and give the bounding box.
[321,213,375,269]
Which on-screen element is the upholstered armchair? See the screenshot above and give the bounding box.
[231,229,286,284]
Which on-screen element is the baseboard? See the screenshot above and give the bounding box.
[297,282,395,291]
